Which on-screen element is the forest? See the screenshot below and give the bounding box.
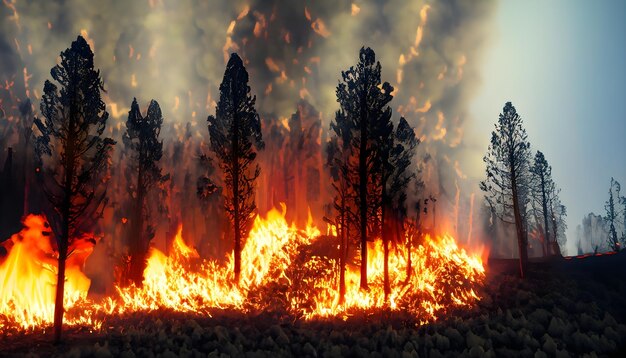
[1,2,626,354]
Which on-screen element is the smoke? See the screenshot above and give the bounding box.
[1,0,497,247]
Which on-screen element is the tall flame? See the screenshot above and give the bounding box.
[1,206,485,331]
[0,215,94,329]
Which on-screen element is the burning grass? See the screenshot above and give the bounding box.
[0,206,486,333]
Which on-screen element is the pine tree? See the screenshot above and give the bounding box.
[123,98,166,285]
[326,109,354,304]
[34,35,115,343]
[208,53,264,283]
[480,102,531,278]
[605,178,621,251]
[549,194,567,255]
[530,151,556,256]
[333,47,394,290]
[381,117,418,299]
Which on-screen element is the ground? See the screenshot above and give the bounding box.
[2,253,626,357]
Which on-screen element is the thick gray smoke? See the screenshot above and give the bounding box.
[0,0,497,249]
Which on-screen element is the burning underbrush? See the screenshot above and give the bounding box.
[0,205,486,333]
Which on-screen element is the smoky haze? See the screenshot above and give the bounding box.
[0,1,499,254]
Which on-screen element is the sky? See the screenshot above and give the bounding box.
[470,0,626,254]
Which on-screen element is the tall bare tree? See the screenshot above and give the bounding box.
[34,36,115,343]
[480,102,531,278]
[208,53,264,283]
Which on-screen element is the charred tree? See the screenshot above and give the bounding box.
[333,47,394,290]
[480,102,531,278]
[605,178,622,251]
[123,98,167,285]
[326,110,354,304]
[380,117,418,299]
[285,100,322,224]
[34,36,115,343]
[208,53,264,283]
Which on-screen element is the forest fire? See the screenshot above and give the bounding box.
[0,205,486,332]
[0,215,97,330]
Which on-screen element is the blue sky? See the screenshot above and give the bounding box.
[470,0,626,254]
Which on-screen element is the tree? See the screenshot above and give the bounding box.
[480,102,531,278]
[333,47,394,290]
[208,53,264,283]
[325,109,354,304]
[34,36,115,343]
[530,151,556,256]
[549,193,567,255]
[123,98,167,285]
[621,195,626,246]
[381,117,418,299]
[285,100,322,224]
[605,177,622,251]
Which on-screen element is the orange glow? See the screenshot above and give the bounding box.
[1,206,485,331]
[0,215,97,330]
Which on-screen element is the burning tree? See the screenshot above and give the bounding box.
[605,177,622,251]
[530,151,558,256]
[330,47,394,290]
[381,117,419,298]
[480,102,531,278]
[33,35,115,342]
[285,100,322,225]
[208,53,264,283]
[123,98,167,285]
[326,109,353,304]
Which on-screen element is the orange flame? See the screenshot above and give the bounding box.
[0,215,97,329]
[1,206,485,331]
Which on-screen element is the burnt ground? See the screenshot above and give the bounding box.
[2,253,626,358]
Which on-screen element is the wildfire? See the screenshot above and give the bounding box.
[0,215,97,330]
[0,206,485,332]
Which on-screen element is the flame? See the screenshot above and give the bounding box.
[0,215,96,329]
[1,206,485,331]
[308,234,485,322]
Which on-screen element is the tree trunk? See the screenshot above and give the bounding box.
[382,204,390,301]
[232,106,241,284]
[338,196,346,305]
[128,165,146,285]
[405,211,418,284]
[510,165,528,278]
[358,80,368,291]
[55,83,78,343]
[383,225,390,300]
[540,174,551,256]
[53,247,67,344]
